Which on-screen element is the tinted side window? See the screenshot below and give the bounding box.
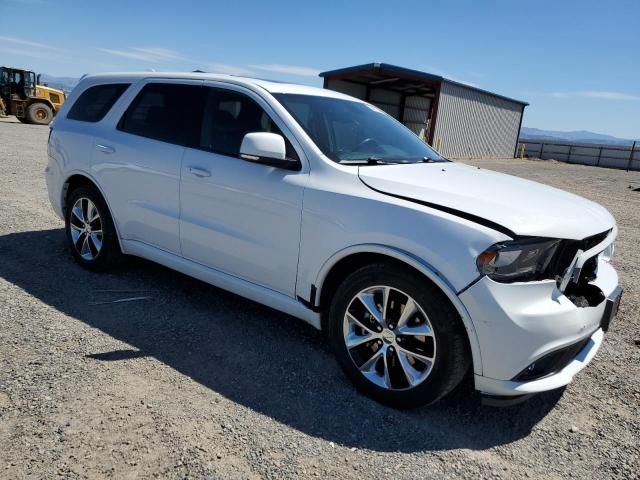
[199,88,298,160]
[67,84,129,122]
[118,83,206,146]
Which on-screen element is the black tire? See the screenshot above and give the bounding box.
[17,116,30,124]
[26,102,53,125]
[65,185,122,271]
[328,263,470,408]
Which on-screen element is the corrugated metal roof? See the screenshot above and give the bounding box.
[319,63,529,106]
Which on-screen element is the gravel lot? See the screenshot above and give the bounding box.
[1,116,639,479]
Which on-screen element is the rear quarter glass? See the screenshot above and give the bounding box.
[66,84,130,122]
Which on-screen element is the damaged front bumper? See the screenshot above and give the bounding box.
[460,253,620,397]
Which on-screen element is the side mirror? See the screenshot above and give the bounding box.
[239,132,300,171]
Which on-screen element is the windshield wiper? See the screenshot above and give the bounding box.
[338,157,399,165]
[338,156,444,165]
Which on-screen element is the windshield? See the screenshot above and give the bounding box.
[273,93,446,164]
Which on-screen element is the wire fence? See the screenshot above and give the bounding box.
[518,139,639,172]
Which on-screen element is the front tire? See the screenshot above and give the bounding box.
[328,263,470,408]
[26,102,53,125]
[65,185,122,271]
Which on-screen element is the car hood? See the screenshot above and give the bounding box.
[358,162,614,240]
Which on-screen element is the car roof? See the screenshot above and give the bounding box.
[81,71,361,101]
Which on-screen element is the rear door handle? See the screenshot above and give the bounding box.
[188,166,211,178]
[96,144,115,154]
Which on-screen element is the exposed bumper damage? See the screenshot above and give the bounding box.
[461,228,620,397]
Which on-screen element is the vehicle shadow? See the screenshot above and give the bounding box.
[0,228,563,453]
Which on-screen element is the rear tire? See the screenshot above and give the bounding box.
[328,263,470,408]
[65,185,122,271]
[26,102,53,125]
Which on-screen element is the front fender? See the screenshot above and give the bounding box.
[314,243,484,375]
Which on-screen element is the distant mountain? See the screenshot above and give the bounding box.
[521,127,638,146]
[38,74,79,93]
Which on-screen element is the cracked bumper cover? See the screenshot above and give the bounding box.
[460,258,619,396]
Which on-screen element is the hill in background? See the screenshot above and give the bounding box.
[38,74,79,93]
[521,127,638,146]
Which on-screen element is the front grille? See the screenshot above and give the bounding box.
[580,256,598,283]
[513,336,592,381]
[547,240,580,279]
[583,230,609,250]
[546,229,611,281]
[49,93,61,104]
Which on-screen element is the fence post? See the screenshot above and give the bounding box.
[519,143,525,159]
[567,145,573,163]
[627,141,636,172]
[539,143,544,159]
[596,147,603,166]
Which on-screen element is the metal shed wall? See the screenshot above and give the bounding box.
[433,81,524,158]
[325,79,367,99]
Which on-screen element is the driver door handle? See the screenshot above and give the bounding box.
[188,166,211,178]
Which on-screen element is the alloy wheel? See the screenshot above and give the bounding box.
[69,197,103,261]
[343,286,436,391]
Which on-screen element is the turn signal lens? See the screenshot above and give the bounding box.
[476,250,497,267]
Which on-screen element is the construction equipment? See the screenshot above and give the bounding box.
[0,66,65,125]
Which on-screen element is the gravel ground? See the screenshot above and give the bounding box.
[0,116,639,479]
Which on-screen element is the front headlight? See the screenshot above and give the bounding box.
[476,238,561,283]
[601,243,614,262]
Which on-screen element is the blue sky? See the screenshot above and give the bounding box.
[1,0,638,138]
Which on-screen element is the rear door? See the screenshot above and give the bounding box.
[91,80,205,254]
[179,84,307,296]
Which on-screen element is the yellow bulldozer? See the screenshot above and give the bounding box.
[0,66,66,125]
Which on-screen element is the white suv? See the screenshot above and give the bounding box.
[46,72,621,408]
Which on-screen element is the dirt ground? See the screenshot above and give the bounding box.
[0,117,639,479]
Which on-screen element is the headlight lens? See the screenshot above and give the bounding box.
[601,243,614,262]
[476,238,561,282]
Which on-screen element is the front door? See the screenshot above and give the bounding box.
[179,85,306,296]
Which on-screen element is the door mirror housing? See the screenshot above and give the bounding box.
[239,132,300,170]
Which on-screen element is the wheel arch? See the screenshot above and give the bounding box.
[314,244,483,375]
[62,172,125,252]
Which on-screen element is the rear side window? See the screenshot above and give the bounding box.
[67,83,129,122]
[117,83,206,146]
